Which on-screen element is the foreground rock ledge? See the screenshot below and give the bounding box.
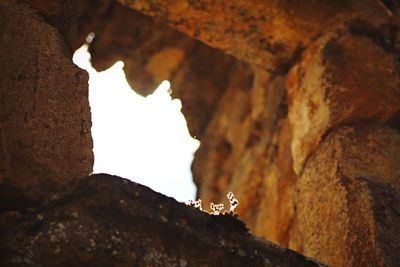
[0,174,325,267]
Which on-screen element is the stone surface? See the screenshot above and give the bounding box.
[20,0,81,50]
[296,124,400,267]
[89,2,400,266]
[287,26,400,174]
[2,1,400,267]
[0,0,93,203]
[0,174,326,267]
[192,69,298,248]
[117,0,390,73]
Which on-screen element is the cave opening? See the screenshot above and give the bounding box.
[73,44,200,201]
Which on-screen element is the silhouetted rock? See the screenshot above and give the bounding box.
[0,174,326,267]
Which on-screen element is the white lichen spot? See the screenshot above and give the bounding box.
[179,259,188,267]
[111,235,122,245]
[161,215,168,223]
[90,238,96,248]
[30,232,43,245]
[36,214,44,221]
[57,223,65,230]
[263,258,272,266]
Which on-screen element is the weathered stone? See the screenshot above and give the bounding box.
[21,0,81,51]
[287,27,400,174]
[0,174,327,267]
[296,124,400,267]
[0,0,93,203]
[2,1,400,266]
[117,0,390,73]
[193,69,298,247]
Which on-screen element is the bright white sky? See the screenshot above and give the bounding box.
[73,45,199,201]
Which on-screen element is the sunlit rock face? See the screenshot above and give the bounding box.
[0,0,93,205]
[117,0,390,73]
[296,124,400,267]
[287,28,400,175]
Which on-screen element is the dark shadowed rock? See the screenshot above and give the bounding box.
[0,0,93,203]
[0,174,326,267]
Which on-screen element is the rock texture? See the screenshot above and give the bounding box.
[2,0,400,266]
[296,124,400,267]
[287,26,400,174]
[109,1,400,266]
[117,0,389,73]
[192,69,296,248]
[0,174,327,267]
[0,0,93,204]
[20,0,81,50]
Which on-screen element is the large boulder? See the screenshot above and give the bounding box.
[287,27,400,174]
[0,174,326,267]
[296,124,400,267]
[0,0,93,204]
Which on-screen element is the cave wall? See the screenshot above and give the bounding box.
[0,1,330,266]
[102,1,400,266]
[1,0,400,266]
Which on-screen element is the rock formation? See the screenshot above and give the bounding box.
[0,174,326,267]
[109,1,400,266]
[1,0,400,266]
[0,0,93,205]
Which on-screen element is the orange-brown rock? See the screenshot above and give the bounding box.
[295,124,400,267]
[117,0,390,73]
[2,0,400,266]
[0,0,93,204]
[193,69,298,248]
[111,2,400,266]
[287,27,400,174]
